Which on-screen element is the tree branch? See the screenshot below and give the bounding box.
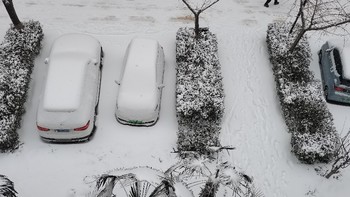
[308,0,319,29]
[307,19,350,31]
[181,0,197,15]
[201,0,219,13]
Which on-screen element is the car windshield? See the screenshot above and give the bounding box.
[333,48,350,86]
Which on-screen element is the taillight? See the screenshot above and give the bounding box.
[334,86,345,92]
[74,121,90,131]
[37,125,49,131]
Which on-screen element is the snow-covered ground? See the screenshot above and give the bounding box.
[1,0,350,196]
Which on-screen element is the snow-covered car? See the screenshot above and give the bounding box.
[318,41,350,105]
[36,33,103,142]
[115,38,165,126]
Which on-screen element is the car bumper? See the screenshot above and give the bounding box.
[38,123,95,143]
[41,135,90,143]
[327,91,350,106]
[115,107,160,127]
[115,114,158,127]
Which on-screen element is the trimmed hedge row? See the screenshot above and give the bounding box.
[175,27,225,158]
[266,22,340,164]
[0,21,43,152]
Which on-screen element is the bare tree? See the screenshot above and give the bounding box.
[288,0,350,52]
[181,0,220,39]
[324,131,350,179]
[2,0,23,29]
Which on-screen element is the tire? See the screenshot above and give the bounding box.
[324,85,329,99]
[100,47,104,70]
[318,50,322,65]
[94,72,102,116]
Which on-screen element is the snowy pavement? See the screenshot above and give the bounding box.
[1,0,350,197]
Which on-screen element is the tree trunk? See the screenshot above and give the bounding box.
[289,29,306,53]
[289,11,301,34]
[194,13,200,39]
[2,0,23,29]
[289,0,308,34]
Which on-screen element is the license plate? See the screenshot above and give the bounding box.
[128,120,144,124]
[55,129,70,132]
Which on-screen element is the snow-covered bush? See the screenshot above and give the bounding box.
[291,131,340,164]
[176,27,224,119]
[266,22,340,164]
[0,21,43,152]
[267,22,313,83]
[177,117,221,157]
[281,81,335,135]
[175,27,224,158]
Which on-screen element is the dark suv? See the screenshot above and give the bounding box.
[319,41,350,105]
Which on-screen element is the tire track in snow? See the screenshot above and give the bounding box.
[219,28,291,197]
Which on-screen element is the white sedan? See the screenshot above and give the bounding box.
[115,38,165,126]
[36,33,103,142]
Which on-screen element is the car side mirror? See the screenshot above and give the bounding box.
[326,47,335,52]
[114,80,121,85]
[158,84,165,89]
[44,58,49,64]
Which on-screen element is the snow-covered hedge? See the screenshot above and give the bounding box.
[266,22,340,164]
[291,130,340,164]
[0,21,43,152]
[175,27,224,157]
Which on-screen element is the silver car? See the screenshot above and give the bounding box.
[319,41,350,105]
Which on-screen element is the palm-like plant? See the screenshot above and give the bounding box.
[89,162,263,197]
[128,180,176,197]
[0,175,17,197]
[167,159,264,197]
[89,167,179,197]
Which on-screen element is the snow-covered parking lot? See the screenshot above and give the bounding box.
[1,0,350,196]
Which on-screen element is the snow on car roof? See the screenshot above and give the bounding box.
[50,33,101,59]
[328,40,350,80]
[43,34,101,112]
[43,55,89,112]
[117,38,159,110]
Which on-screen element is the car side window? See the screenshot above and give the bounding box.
[120,44,131,82]
[332,48,350,85]
[333,48,343,74]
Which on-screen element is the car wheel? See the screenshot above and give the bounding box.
[100,47,104,70]
[87,113,98,142]
[95,68,102,115]
[101,47,104,58]
[324,85,328,98]
[318,50,322,64]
